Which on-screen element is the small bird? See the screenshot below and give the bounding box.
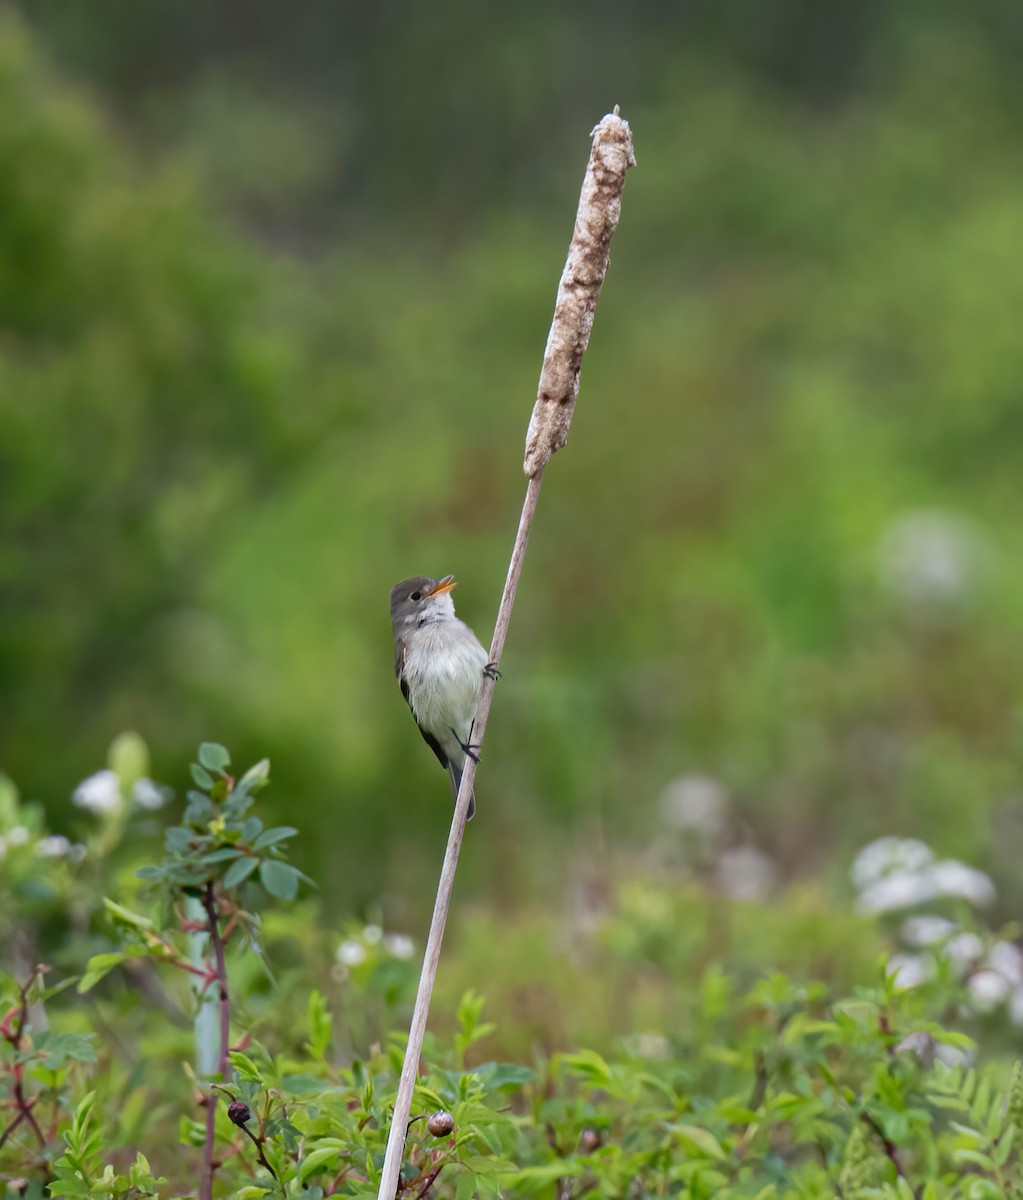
[390,575,495,818]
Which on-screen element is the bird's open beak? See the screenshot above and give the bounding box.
[428,575,457,597]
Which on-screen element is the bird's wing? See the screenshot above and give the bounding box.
[395,642,449,770]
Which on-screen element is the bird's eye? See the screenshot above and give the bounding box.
[410,591,422,602]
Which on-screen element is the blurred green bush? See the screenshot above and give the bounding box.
[3,8,1023,920]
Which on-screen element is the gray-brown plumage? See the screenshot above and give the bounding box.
[390,575,491,818]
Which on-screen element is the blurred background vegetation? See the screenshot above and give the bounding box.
[5,1,1023,929]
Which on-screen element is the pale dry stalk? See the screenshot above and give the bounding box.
[377,108,634,1200]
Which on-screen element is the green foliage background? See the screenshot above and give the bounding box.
[4,4,1023,917]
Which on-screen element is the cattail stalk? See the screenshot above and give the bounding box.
[376,108,634,1200]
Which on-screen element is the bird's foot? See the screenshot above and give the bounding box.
[482,661,501,681]
[453,728,481,764]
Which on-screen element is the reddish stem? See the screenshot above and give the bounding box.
[0,973,46,1150]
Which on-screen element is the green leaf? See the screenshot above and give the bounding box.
[260,859,300,900]
[34,1031,97,1068]
[198,742,231,772]
[952,1148,995,1170]
[238,758,271,793]
[298,1146,342,1181]
[79,949,147,993]
[190,763,214,789]
[252,825,299,850]
[228,1051,262,1082]
[109,731,150,791]
[202,847,243,863]
[306,989,333,1060]
[223,856,259,888]
[103,897,155,932]
[669,1123,728,1161]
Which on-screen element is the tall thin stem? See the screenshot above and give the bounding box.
[199,881,232,1200]
[376,106,633,1200]
[377,475,542,1199]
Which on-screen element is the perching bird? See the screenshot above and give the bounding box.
[390,575,495,818]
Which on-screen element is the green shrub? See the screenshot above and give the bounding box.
[0,737,1020,1197]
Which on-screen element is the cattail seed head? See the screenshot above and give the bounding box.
[523,107,636,478]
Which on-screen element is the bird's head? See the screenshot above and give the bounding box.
[390,575,458,631]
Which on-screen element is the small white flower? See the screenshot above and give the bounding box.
[945,932,984,969]
[67,842,87,863]
[36,835,73,858]
[72,770,123,816]
[383,933,415,960]
[968,969,1010,1011]
[660,775,728,837]
[336,940,367,967]
[901,915,956,946]
[895,1031,936,1066]
[629,1033,669,1060]
[928,860,996,907]
[856,870,936,914]
[716,845,777,901]
[886,953,934,989]
[935,1041,975,1067]
[851,837,934,891]
[6,826,30,847]
[988,942,1023,986]
[133,778,169,811]
[877,509,990,610]
[363,924,383,945]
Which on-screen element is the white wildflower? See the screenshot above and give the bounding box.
[363,924,383,945]
[886,953,934,989]
[946,932,984,970]
[988,942,1023,986]
[851,837,933,891]
[935,1041,974,1067]
[629,1033,669,1060]
[6,826,30,847]
[72,770,123,816]
[928,860,995,906]
[660,775,728,838]
[856,870,936,914]
[968,969,1010,1012]
[383,933,415,960]
[901,915,956,946]
[716,845,777,901]
[336,940,367,967]
[36,835,73,858]
[877,509,991,610]
[133,778,169,811]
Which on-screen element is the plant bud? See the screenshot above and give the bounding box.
[227,1100,252,1126]
[426,1110,455,1137]
[578,1128,602,1153]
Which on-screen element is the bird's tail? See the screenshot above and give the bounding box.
[448,761,476,820]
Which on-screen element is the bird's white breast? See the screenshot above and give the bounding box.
[403,619,489,740]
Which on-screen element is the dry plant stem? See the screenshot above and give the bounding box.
[199,881,232,1200]
[377,107,633,1200]
[377,475,542,1200]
